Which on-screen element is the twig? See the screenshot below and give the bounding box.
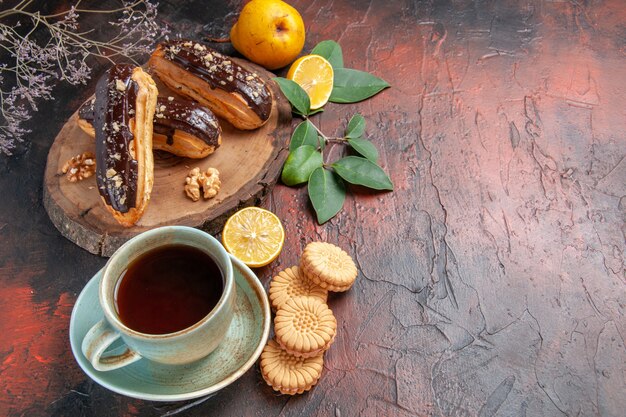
[203,36,231,43]
[0,1,167,155]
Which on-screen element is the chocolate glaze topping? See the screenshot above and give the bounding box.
[81,96,221,147]
[93,64,138,213]
[160,40,272,121]
[153,97,221,146]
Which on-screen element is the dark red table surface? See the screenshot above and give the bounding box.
[1,0,625,416]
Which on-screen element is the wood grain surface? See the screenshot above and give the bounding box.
[1,0,624,416]
[43,64,291,256]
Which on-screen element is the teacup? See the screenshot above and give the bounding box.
[81,226,236,371]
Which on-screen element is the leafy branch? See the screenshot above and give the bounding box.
[274,40,392,224]
[0,0,167,155]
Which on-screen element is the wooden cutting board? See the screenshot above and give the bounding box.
[43,61,292,257]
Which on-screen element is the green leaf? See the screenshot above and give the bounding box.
[348,137,379,162]
[318,135,326,151]
[332,156,393,190]
[311,40,343,69]
[281,146,323,186]
[308,108,324,116]
[329,68,390,103]
[345,114,366,138]
[308,167,346,224]
[273,77,310,115]
[290,120,319,150]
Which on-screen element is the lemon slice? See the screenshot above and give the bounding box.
[286,55,334,109]
[222,207,285,268]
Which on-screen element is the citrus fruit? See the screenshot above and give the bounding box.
[286,55,334,109]
[222,207,285,268]
[230,0,305,70]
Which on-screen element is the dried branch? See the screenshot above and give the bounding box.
[0,0,168,155]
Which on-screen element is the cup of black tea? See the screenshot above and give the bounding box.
[81,226,236,371]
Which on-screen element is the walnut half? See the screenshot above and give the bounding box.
[184,167,221,202]
[62,152,96,182]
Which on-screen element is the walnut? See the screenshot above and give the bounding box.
[184,167,202,202]
[61,152,96,182]
[184,167,221,202]
[200,167,221,199]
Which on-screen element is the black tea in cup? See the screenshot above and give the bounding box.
[115,244,224,335]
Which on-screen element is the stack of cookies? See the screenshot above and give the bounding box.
[260,242,358,395]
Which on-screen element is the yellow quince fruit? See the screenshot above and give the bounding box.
[230,0,305,70]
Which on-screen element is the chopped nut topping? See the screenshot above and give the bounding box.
[62,152,96,182]
[245,75,254,81]
[115,79,126,92]
[168,45,181,56]
[106,168,117,178]
[184,167,221,202]
[111,122,120,132]
[168,96,174,102]
[183,41,193,47]
[226,75,233,82]
[203,53,214,64]
[129,140,136,160]
[194,43,206,51]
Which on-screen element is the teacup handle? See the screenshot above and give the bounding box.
[81,319,142,371]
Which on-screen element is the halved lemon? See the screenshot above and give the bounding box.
[286,55,334,109]
[222,207,285,268]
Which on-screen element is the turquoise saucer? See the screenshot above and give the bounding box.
[69,255,270,401]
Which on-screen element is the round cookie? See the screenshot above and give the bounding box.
[274,296,337,358]
[260,339,324,395]
[269,266,328,311]
[300,242,358,292]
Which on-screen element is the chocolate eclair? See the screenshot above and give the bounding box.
[79,96,222,159]
[148,39,272,130]
[93,64,158,227]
